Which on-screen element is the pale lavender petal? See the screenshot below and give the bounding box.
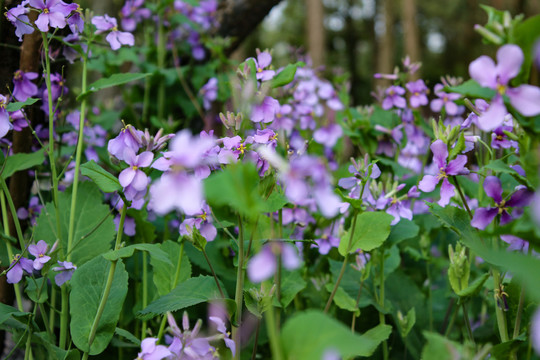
[418,175,439,193]
[130,171,148,191]
[119,168,136,187]
[6,264,23,284]
[282,244,301,270]
[338,177,357,189]
[247,246,276,283]
[106,32,121,50]
[257,52,272,68]
[445,101,459,116]
[496,44,523,84]
[446,155,469,175]
[35,14,50,32]
[438,178,455,206]
[199,223,217,241]
[471,207,498,230]
[477,98,507,131]
[469,55,498,88]
[137,151,154,167]
[430,140,448,168]
[508,85,540,117]
[47,10,67,29]
[483,176,503,203]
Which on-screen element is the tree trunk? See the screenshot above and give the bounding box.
[306,0,325,68]
[402,0,421,80]
[375,0,395,88]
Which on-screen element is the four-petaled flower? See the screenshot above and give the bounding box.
[92,14,134,50]
[28,240,51,270]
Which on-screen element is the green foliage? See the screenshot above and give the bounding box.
[34,182,116,266]
[281,310,391,359]
[456,273,490,298]
[5,97,39,112]
[513,14,540,84]
[273,270,306,308]
[0,149,45,179]
[150,240,192,296]
[137,276,225,320]
[447,79,496,99]
[386,219,419,247]
[78,73,151,100]
[339,211,393,255]
[70,256,129,355]
[80,161,122,193]
[271,62,304,88]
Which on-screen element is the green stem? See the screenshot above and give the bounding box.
[156,19,166,122]
[49,288,56,331]
[202,248,225,298]
[513,246,531,340]
[492,238,509,343]
[462,301,475,344]
[141,251,148,340]
[265,301,283,360]
[379,249,388,360]
[452,176,472,220]
[426,260,433,331]
[0,178,26,250]
[82,203,127,360]
[324,211,358,313]
[1,191,23,311]
[350,277,364,332]
[233,215,245,360]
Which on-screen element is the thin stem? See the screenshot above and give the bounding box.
[201,248,225,298]
[491,236,509,343]
[265,302,283,360]
[462,301,475,344]
[350,278,364,332]
[379,249,389,360]
[82,203,127,360]
[452,176,472,219]
[275,210,283,304]
[513,246,532,339]
[233,215,245,360]
[49,288,56,331]
[444,300,457,336]
[141,251,148,340]
[0,177,26,250]
[426,260,433,331]
[250,318,261,360]
[156,19,166,122]
[324,211,359,313]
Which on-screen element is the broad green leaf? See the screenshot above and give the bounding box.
[324,283,359,314]
[34,182,116,266]
[514,14,540,84]
[261,191,288,213]
[0,303,30,325]
[1,149,44,179]
[370,106,400,128]
[137,276,224,320]
[456,273,490,298]
[386,219,419,247]
[78,73,151,100]
[5,97,39,112]
[25,278,48,304]
[339,212,393,255]
[421,331,464,360]
[485,159,532,188]
[80,161,121,193]
[271,62,304,88]
[33,332,81,360]
[102,243,171,264]
[151,240,192,296]
[274,270,306,308]
[115,327,141,346]
[281,310,391,359]
[70,256,129,355]
[447,79,496,99]
[204,162,266,219]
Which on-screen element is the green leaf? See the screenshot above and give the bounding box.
[398,307,416,338]
[273,270,306,308]
[1,149,45,179]
[25,278,48,304]
[5,97,39,112]
[70,256,129,355]
[137,276,224,320]
[421,331,465,360]
[447,79,496,99]
[339,212,393,255]
[261,191,288,213]
[102,243,171,264]
[151,240,192,296]
[514,15,540,84]
[0,303,30,325]
[115,328,141,346]
[78,73,151,100]
[80,161,121,193]
[271,62,303,88]
[281,310,391,359]
[204,162,266,219]
[456,272,490,298]
[386,219,419,247]
[324,283,359,314]
[485,159,532,188]
[34,182,116,266]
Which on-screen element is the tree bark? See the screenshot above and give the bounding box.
[402,0,421,80]
[306,0,325,68]
[214,0,284,56]
[375,0,395,88]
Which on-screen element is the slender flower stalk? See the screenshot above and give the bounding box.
[233,215,245,360]
[1,191,23,311]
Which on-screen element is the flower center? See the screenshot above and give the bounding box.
[437,167,447,180]
[38,253,44,258]
[112,26,118,32]
[43,8,49,14]
[235,143,246,154]
[198,211,207,221]
[132,165,138,171]
[496,135,504,141]
[14,70,22,80]
[497,83,506,95]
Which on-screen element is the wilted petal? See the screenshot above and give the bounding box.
[471,207,498,230]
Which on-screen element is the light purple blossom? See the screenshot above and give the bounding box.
[120,0,151,32]
[313,124,343,148]
[91,14,134,50]
[251,96,280,123]
[166,312,214,359]
[119,149,153,193]
[406,79,429,108]
[313,224,340,255]
[247,242,301,283]
[209,316,236,356]
[491,126,517,150]
[108,124,143,161]
[469,44,540,131]
[0,95,13,138]
[52,261,77,286]
[28,240,51,270]
[6,254,34,284]
[253,51,275,81]
[471,176,532,230]
[382,86,406,110]
[338,156,381,199]
[200,77,218,110]
[418,140,470,206]
[430,84,461,116]
[29,0,77,32]
[6,3,35,41]
[17,196,42,226]
[179,202,217,241]
[136,337,171,360]
[13,70,38,102]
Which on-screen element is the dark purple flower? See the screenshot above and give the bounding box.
[491,126,517,149]
[418,139,470,206]
[67,3,84,33]
[471,176,532,230]
[382,86,406,110]
[430,84,461,116]
[6,3,34,41]
[6,254,34,284]
[13,70,38,102]
[136,337,171,360]
[52,261,77,286]
[17,196,42,226]
[247,242,301,283]
[28,240,51,270]
[91,14,134,50]
[469,44,540,130]
[406,79,429,108]
[29,0,76,32]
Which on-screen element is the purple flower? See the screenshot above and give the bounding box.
[28,240,51,270]
[17,196,42,226]
[167,312,214,359]
[313,224,340,255]
[199,77,218,110]
[469,44,540,131]
[67,4,84,33]
[179,202,217,241]
[313,124,343,148]
[338,156,381,199]
[471,176,532,230]
[385,185,420,225]
[382,86,406,110]
[406,79,429,108]
[29,0,77,33]
[6,3,35,41]
[6,254,34,284]
[13,70,38,102]
[209,316,236,356]
[418,140,470,206]
[119,149,153,192]
[491,126,517,150]
[136,337,171,360]
[0,95,13,138]
[120,0,151,32]
[430,84,461,116]
[91,15,134,50]
[532,307,540,356]
[251,96,280,123]
[247,242,301,283]
[253,51,275,81]
[108,124,143,161]
[52,261,77,286]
